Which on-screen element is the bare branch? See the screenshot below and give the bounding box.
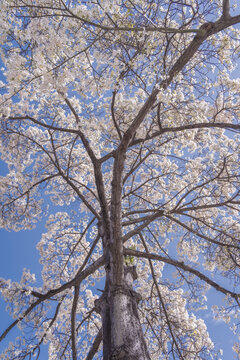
[2,173,59,210]
[13,4,202,34]
[60,173,100,219]
[64,98,97,163]
[175,194,240,214]
[166,214,240,251]
[32,301,62,356]
[85,328,102,360]
[65,98,110,227]
[139,233,184,360]
[222,0,230,18]
[124,248,240,301]
[131,122,240,146]
[0,256,105,343]
[71,285,80,360]
[7,116,79,135]
[122,210,164,242]
[111,91,122,140]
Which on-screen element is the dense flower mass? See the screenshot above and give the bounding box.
[0,0,240,359]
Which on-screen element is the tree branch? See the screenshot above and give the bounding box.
[174,194,239,214]
[85,328,102,360]
[119,21,233,154]
[15,4,202,34]
[7,116,79,135]
[60,173,100,219]
[2,173,59,209]
[71,285,80,360]
[31,301,62,357]
[131,122,240,146]
[138,233,184,360]
[0,256,105,343]
[65,97,110,228]
[222,0,230,19]
[124,248,240,301]
[166,214,240,250]
[111,91,122,140]
[122,210,164,242]
[64,98,97,163]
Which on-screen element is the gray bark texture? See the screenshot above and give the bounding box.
[95,267,150,360]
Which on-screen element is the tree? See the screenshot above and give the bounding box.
[0,0,240,358]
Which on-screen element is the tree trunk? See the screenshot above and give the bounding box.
[95,267,151,360]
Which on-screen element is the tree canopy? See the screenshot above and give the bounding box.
[0,0,240,359]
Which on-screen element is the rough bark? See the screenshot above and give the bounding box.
[95,267,150,360]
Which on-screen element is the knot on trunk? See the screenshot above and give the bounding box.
[95,285,142,314]
[130,289,142,304]
[94,292,108,314]
[197,21,215,37]
[124,265,137,288]
[110,285,141,302]
[95,265,142,314]
[124,265,137,280]
[110,344,130,359]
